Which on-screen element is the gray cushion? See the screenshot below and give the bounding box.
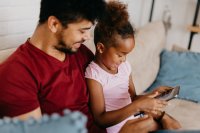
[0,109,87,133]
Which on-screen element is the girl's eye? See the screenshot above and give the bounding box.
[117,54,123,57]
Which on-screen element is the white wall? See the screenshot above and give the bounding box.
[121,0,200,52]
[121,0,152,27]
[0,0,199,52]
[152,0,196,50]
[0,0,40,50]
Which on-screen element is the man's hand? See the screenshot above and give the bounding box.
[119,115,159,133]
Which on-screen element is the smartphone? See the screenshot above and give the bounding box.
[155,86,180,101]
[134,111,145,118]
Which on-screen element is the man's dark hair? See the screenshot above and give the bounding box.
[39,0,106,26]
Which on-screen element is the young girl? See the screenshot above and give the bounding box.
[85,1,180,133]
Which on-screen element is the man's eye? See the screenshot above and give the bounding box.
[80,30,85,33]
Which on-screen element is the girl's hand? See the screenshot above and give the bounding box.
[146,86,173,98]
[133,95,167,113]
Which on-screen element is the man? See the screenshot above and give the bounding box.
[0,0,106,132]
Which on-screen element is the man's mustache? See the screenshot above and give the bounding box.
[77,40,85,44]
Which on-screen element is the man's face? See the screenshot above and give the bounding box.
[55,20,93,53]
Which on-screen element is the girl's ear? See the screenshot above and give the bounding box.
[96,43,105,53]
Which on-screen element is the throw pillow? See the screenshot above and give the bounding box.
[0,109,87,133]
[147,50,200,103]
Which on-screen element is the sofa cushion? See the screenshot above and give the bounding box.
[165,99,200,130]
[127,21,165,94]
[0,48,16,63]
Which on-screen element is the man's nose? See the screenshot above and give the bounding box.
[83,31,91,40]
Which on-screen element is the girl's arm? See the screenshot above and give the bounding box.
[128,74,160,100]
[128,74,147,101]
[86,78,140,128]
[128,74,168,117]
[128,74,137,101]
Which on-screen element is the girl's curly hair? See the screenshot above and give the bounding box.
[94,1,135,47]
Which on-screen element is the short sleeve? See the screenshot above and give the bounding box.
[124,61,132,75]
[0,60,39,117]
[85,62,102,85]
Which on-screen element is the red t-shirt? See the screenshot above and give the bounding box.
[0,41,105,132]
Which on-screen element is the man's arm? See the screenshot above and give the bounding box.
[0,57,42,120]
[14,107,42,121]
[161,113,181,129]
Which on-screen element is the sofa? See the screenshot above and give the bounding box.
[0,21,200,131]
[74,21,200,130]
[127,21,200,130]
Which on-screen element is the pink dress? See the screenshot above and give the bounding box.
[85,61,135,133]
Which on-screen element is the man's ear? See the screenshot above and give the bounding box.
[96,42,105,53]
[47,16,61,33]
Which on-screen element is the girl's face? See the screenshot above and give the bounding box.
[97,36,135,73]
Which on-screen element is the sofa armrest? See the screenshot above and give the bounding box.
[0,48,16,63]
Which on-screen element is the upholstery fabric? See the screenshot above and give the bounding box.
[128,21,165,94]
[147,50,200,103]
[0,110,87,133]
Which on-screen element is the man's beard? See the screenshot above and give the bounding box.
[57,46,77,54]
[56,40,79,54]
[55,32,85,54]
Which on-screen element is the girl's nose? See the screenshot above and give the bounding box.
[121,56,126,62]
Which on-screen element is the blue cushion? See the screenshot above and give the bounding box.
[147,50,200,103]
[0,109,87,133]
